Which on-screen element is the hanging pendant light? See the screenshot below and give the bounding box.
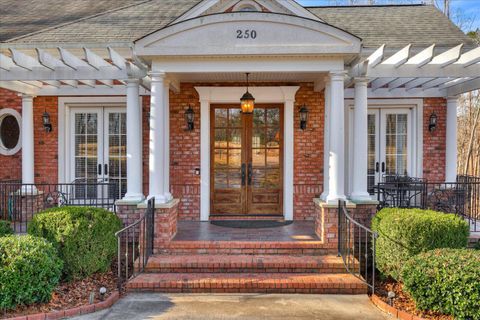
[240,73,255,114]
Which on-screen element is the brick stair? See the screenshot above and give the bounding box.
[144,254,347,274]
[127,272,367,294]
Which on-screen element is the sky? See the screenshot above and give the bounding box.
[296,0,480,32]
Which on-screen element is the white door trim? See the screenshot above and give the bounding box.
[345,98,423,197]
[195,86,300,221]
[58,97,128,184]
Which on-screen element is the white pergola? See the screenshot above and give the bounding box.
[0,41,479,207]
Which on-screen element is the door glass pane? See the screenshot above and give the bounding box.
[107,112,127,199]
[385,114,408,176]
[74,113,98,199]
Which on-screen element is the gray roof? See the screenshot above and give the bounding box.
[0,1,475,49]
[308,5,475,49]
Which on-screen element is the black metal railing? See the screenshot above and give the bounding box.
[115,197,155,291]
[338,200,378,293]
[0,180,119,233]
[376,175,480,232]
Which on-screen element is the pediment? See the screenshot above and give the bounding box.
[135,12,361,57]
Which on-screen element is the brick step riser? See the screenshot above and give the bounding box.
[127,287,366,294]
[158,249,335,255]
[144,267,347,274]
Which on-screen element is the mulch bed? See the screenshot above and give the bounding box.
[375,278,453,320]
[2,267,118,319]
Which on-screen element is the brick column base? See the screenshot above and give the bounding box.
[313,199,378,254]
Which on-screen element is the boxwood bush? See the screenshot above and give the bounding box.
[0,220,13,236]
[402,249,480,320]
[28,206,122,280]
[0,235,63,310]
[371,208,469,280]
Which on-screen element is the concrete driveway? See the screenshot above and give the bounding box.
[71,293,390,320]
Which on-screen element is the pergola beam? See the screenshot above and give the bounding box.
[446,77,480,96]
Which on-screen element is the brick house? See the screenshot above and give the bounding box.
[0,0,478,293]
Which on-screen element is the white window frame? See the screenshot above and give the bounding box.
[0,108,22,156]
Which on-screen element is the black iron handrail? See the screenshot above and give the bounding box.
[115,197,155,291]
[338,200,378,293]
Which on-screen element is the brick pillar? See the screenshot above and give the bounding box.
[151,199,179,253]
[314,199,342,254]
[18,192,44,223]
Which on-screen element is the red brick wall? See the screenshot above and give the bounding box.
[33,96,58,184]
[0,88,22,181]
[423,98,447,182]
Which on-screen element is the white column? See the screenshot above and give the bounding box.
[351,78,371,201]
[326,71,347,203]
[123,79,144,202]
[21,94,36,193]
[148,72,170,203]
[445,96,458,182]
[320,77,330,201]
[199,98,210,221]
[163,81,172,201]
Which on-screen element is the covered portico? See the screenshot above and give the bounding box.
[1,10,479,222]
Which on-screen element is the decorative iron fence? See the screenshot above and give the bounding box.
[376,175,480,232]
[0,180,119,233]
[115,197,155,291]
[338,200,378,293]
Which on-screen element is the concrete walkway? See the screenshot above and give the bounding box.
[71,293,390,320]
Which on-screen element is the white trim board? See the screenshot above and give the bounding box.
[195,86,300,221]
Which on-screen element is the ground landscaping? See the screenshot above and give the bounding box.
[0,207,122,319]
[372,207,479,320]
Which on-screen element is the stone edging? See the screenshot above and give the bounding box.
[8,291,120,320]
[370,294,427,320]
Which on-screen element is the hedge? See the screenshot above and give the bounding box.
[0,220,13,236]
[0,235,63,310]
[371,208,469,280]
[28,206,122,280]
[402,249,480,320]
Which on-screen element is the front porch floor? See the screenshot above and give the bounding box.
[173,221,320,242]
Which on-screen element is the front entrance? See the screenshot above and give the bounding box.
[69,107,127,199]
[210,104,283,216]
[367,108,413,193]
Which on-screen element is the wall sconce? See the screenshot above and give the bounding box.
[184,105,195,131]
[299,104,309,130]
[429,112,437,132]
[42,110,52,132]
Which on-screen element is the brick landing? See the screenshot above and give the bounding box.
[127,273,367,294]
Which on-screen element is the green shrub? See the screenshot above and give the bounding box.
[0,220,13,236]
[0,235,63,310]
[28,206,122,280]
[402,249,480,320]
[372,208,469,280]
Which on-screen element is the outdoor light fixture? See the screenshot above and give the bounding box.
[429,112,437,132]
[240,73,255,114]
[184,105,195,131]
[299,104,309,130]
[42,110,52,132]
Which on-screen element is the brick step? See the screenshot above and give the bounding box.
[160,240,333,255]
[127,273,368,294]
[145,254,346,273]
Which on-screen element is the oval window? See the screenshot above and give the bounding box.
[0,109,22,155]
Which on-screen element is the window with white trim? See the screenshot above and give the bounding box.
[0,109,21,156]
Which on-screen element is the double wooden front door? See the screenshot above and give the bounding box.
[211,104,283,216]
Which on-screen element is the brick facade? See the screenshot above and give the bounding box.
[0,86,450,220]
[423,98,447,182]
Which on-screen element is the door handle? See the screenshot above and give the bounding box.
[104,164,108,175]
[381,162,386,173]
[241,163,246,186]
[248,163,253,185]
[375,162,379,173]
[98,164,102,175]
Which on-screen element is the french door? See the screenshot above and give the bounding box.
[70,107,127,199]
[210,104,283,216]
[367,109,413,193]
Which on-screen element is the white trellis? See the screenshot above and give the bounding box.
[350,43,480,96]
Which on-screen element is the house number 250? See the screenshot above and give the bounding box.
[236,29,257,39]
